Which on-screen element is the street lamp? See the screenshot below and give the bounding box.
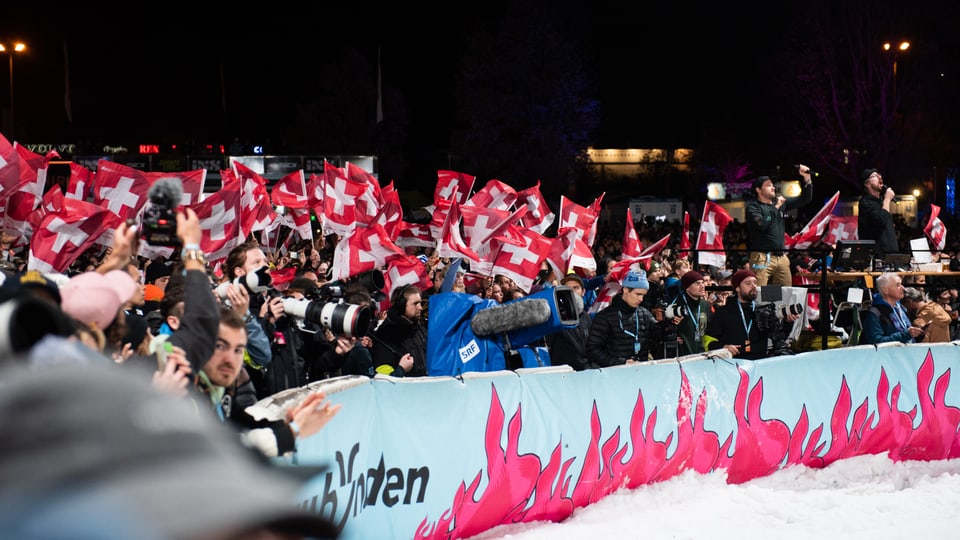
[882,40,910,101]
[0,41,27,137]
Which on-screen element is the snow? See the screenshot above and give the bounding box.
[467,454,960,540]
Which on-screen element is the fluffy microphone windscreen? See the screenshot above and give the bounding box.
[470,298,552,336]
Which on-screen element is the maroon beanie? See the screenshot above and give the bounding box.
[680,270,704,291]
[730,269,757,289]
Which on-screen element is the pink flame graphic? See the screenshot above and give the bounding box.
[416,350,960,539]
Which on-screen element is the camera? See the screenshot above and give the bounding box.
[142,177,182,247]
[280,297,371,338]
[664,303,689,319]
[775,303,804,320]
[215,266,273,300]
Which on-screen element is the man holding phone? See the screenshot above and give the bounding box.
[901,287,952,343]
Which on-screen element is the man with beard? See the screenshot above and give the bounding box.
[663,270,712,356]
[704,269,770,360]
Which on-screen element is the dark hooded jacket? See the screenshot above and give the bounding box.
[585,293,656,367]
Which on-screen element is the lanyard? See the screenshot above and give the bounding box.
[737,300,754,336]
[683,294,702,335]
[618,310,640,343]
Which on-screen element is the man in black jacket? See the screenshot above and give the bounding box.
[704,269,770,360]
[585,270,657,367]
[858,168,900,259]
[746,166,814,286]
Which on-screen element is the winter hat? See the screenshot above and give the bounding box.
[144,259,173,284]
[621,270,649,290]
[680,270,705,291]
[861,168,879,183]
[0,270,62,305]
[730,269,757,290]
[60,270,137,330]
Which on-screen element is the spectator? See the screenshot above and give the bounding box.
[663,270,712,355]
[222,240,303,398]
[861,272,925,344]
[585,270,656,367]
[745,167,813,286]
[142,256,173,313]
[858,169,899,259]
[545,273,592,370]
[704,269,769,359]
[901,287,952,343]
[0,363,339,539]
[371,284,428,376]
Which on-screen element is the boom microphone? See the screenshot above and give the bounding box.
[471,298,552,337]
[147,177,184,207]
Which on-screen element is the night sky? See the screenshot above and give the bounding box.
[1,3,956,182]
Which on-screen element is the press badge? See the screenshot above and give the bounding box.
[634,342,641,354]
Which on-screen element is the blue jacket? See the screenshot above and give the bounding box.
[862,293,913,344]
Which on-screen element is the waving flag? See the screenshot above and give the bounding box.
[230,161,277,235]
[0,132,20,200]
[331,223,404,282]
[622,208,643,258]
[678,211,692,260]
[490,229,553,293]
[28,198,123,273]
[436,201,481,263]
[696,201,733,267]
[786,191,840,249]
[189,182,243,265]
[65,162,94,201]
[271,169,309,209]
[465,179,517,211]
[435,170,475,205]
[322,160,367,236]
[923,204,947,251]
[558,195,599,247]
[516,180,555,234]
[384,254,432,298]
[821,216,858,246]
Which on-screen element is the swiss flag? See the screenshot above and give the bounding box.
[230,161,277,235]
[558,195,599,248]
[0,132,20,201]
[305,173,324,209]
[786,191,840,249]
[271,169,309,209]
[546,227,596,278]
[436,201,482,263]
[622,208,643,258]
[322,160,366,236]
[331,223,404,282]
[588,280,622,316]
[696,201,733,268]
[276,208,314,244]
[91,160,150,222]
[465,179,517,211]
[28,198,123,273]
[373,182,405,239]
[821,216,859,246]
[188,182,243,265]
[924,204,947,251]
[490,229,553,293]
[14,144,58,200]
[678,211,692,260]
[65,162,94,201]
[396,222,435,249]
[460,205,526,254]
[3,191,40,247]
[516,180,555,234]
[383,254,432,298]
[435,170,475,205]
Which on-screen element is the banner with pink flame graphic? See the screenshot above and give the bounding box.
[290,344,960,540]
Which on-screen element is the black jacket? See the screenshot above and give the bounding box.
[371,312,428,376]
[857,193,899,258]
[545,311,593,371]
[704,299,769,360]
[745,181,813,253]
[585,294,656,367]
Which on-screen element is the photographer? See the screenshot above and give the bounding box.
[663,270,712,356]
[704,269,770,359]
[585,270,657,367]
[221,240,304,399]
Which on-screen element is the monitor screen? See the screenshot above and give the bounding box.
[834,240,876,271]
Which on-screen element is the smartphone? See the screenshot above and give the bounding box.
[290,251,299,259]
